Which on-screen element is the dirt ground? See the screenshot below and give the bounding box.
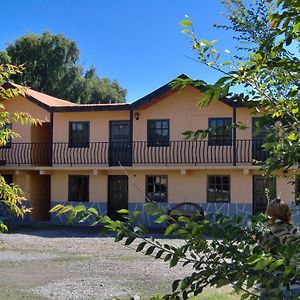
[0,227,193,300]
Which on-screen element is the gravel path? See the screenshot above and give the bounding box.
[0,228,191,300]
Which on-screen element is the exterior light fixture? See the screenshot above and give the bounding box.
[134,112,140,120]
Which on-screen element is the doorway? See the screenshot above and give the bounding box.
[253,175,276,214]
[107,175,128,220]
[31,123,51,165]
[30,175,51,221]
[109,121,132,166]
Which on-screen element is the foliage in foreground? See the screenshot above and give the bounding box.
[0,64,37,232]
[51,203,300,299]
[175,0,300,176]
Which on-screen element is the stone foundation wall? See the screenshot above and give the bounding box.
[2,201,300,228]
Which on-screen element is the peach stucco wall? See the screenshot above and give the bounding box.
[52,111,130,142]
[51,87,254,144]
[49,169,295,205]
[1,95,50,143]
[51,170,108,203]
[132,86,253,141]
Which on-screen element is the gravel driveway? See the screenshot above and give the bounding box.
[0,227,191,300]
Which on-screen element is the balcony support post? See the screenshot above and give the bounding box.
[129,108,134,165]
[233,107,237,166]
[48,111,53,167]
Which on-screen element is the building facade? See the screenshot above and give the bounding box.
[1,75,299,226]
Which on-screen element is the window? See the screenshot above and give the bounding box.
[207,175,230,203]
[208,118,232,146]
[147,119,169,147]
[69,122,89,148]
[146,175,168,202]
[68,175,89,202]
[295,176,300,204]
[0,123,12,148]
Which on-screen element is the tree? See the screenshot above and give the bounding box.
[0,64,38,232]
[0,31,127,104]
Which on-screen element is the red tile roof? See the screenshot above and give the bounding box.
[8,82,129,112]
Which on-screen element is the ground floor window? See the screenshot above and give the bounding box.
[68,175,89,202]
[146,175,168,202]
[207,175,230,203]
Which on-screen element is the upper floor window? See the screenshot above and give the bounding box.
[68,175,89,202]
[0,123,12,148]
[146,175,168,202]
[69,121,89,148]
[147,119,169,147]
[208,118,232,146]
[207,175,230,203]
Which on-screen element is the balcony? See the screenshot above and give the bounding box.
[0,140,267,167]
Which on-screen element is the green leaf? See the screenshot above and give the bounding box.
[181,29,190,34]
[172,280,180,292]
[124,236,135,246]
[254,256,272,270]
[145,246,155,255]
[220,61,231,66]
[87,207,98,215]
[155,249,164,259]
[164,223,179,236]
[288,132,297,141]
[164,253,172,262]
[136,241,147,252]
[269,259,284,271]
[180,19,192,27]
[49,204,64,213]
[117,209,128,214]
[57,205,73,216]
[170,255,179,268]
[241,293,250,299]
[155,215,168,224]
[73,205,86,213]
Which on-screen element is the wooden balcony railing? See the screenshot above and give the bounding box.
[0,140,268,167]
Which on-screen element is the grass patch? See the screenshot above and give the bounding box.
[147,289,240,300]
[191,289,240,300]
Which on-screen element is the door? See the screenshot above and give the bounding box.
[30,175,51,221]
[109,121,132,166]
[253,175,276,214]
[108,175,128,220]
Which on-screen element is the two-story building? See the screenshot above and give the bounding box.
[1,75,299,226]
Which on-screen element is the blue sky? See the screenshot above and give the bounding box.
[1,0,236,102]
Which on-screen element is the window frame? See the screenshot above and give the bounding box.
[207,175,231,203]
[147,119,170,147]
[68,175,89,202]
[69,121,90,148]
[145,175,168,203]
[208,118,232,146]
